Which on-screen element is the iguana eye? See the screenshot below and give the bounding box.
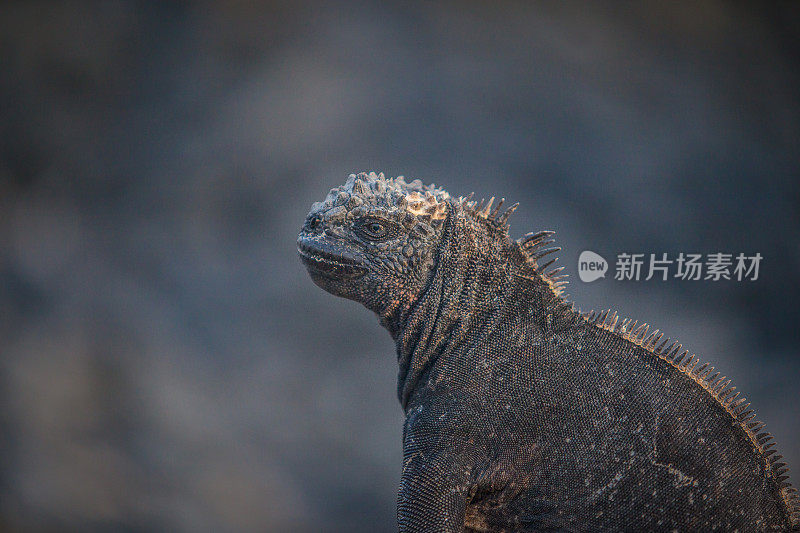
[356,217,397,241]
[306,214,322,232]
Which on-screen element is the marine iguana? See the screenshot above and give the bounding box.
[297,172,799,532]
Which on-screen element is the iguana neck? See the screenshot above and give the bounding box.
[383,206,557,410]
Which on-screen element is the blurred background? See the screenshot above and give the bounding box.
[1,2,798,531]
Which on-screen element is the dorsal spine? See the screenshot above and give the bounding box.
[584,308,800,528]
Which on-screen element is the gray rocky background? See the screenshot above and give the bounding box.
[0,2,798,531]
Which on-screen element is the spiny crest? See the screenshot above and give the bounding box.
[313,172,450,226]
[517,230,568,297]
[583,309,799,527]
[459,193,571,297]
[458,194,519,230]
[458,193,567,297]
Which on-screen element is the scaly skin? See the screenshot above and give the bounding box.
[297,172,799,532]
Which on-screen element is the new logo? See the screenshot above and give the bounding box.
[578,251,608,282]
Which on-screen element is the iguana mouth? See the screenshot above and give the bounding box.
[297,238,368,279]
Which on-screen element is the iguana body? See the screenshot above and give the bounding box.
[297,172,799,532]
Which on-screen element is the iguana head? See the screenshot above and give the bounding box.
[297,172,450,316]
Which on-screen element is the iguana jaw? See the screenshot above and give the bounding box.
[296,235,368,280]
